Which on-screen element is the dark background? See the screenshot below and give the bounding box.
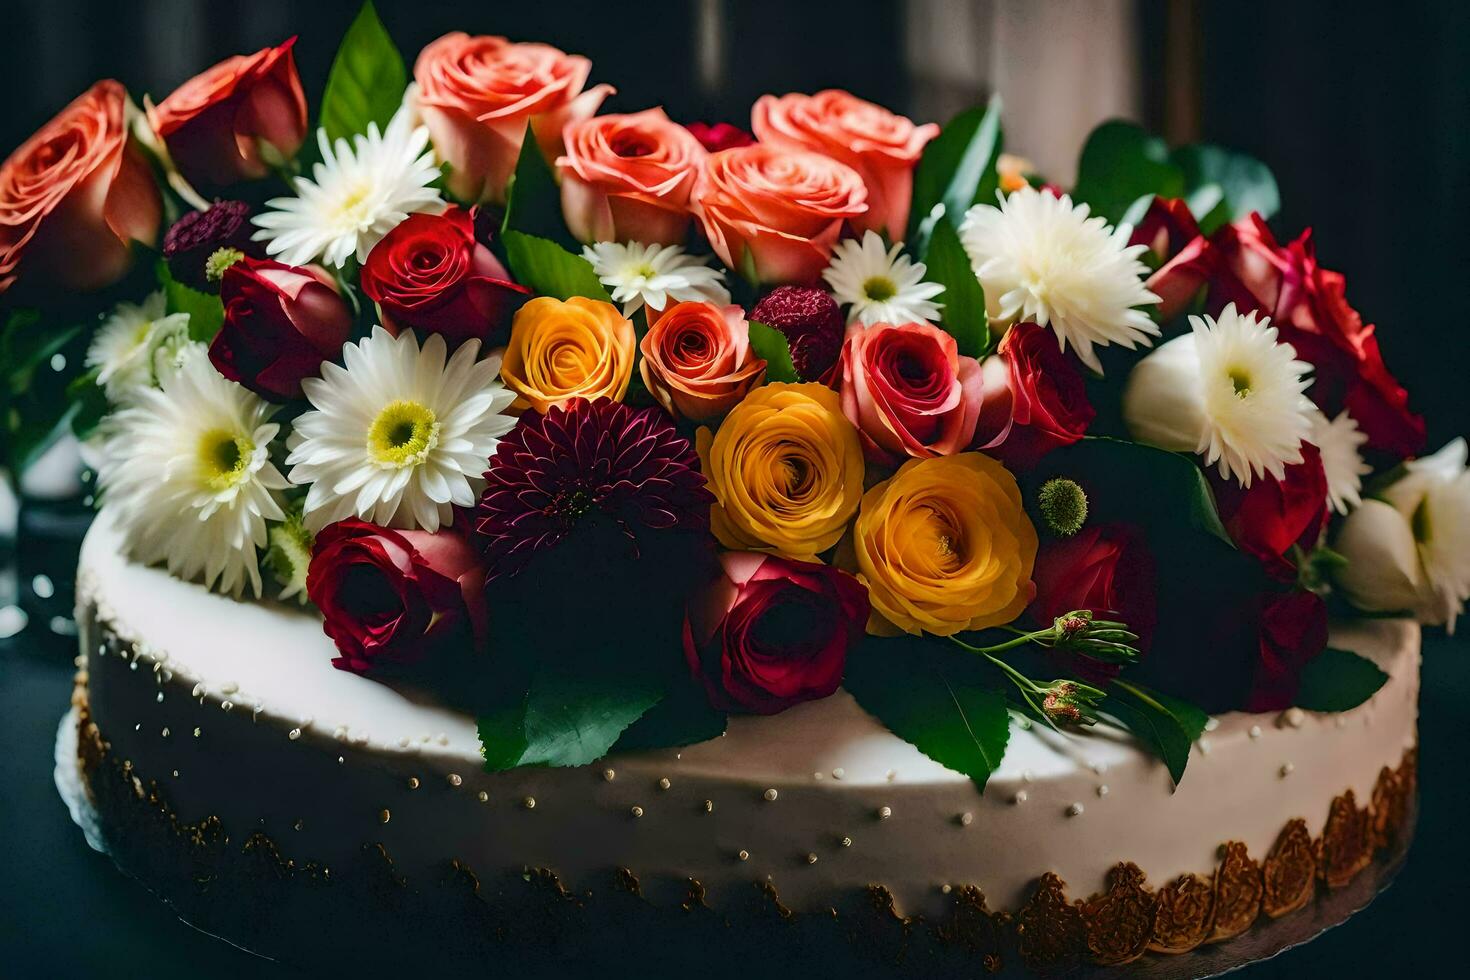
[1,0,1466,976]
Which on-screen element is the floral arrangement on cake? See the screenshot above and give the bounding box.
[3,4,1465,787]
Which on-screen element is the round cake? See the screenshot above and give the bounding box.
[69,510,1419,975]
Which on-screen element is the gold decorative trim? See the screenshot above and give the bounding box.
[1148,872,1214,954]
[1080,863,1156,965]
[1208,841,1263,942]
[1261,818,1316,918]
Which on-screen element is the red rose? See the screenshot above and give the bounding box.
[1247,589,1328,712]
[991,322,1095,470]
[683,551,869,714]
[1029,523,1157,682]
[308,519,488,676]
[361,207,529,346]
[685,122,755,153]
[1130,196,1212,320]
[148,39,307,193]
[1210,442,1329,578]
[213,257,352,401]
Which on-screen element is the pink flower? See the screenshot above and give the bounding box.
[639,301,766,422]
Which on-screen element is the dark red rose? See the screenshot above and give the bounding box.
[361,207,530,347]
[308,519,488,675]
[1210,442,1329,578]
[685,121,755,153]
[1247,589,1328,712]
[162,200,262,291]
[684,551,869,714]
[749,284,845,382]
[1029,523,1157,682]
[212,257,352,401]
[991,321,1095,469]
[1130,196,1213,320]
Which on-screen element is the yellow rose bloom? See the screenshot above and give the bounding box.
[696,382,864,561]
[501,296,636,413]
[853,453,1037,637]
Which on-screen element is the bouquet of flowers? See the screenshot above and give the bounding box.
[3,4,1463,787]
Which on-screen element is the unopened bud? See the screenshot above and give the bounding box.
[205,247,246,283]
[1038,478,1088,537]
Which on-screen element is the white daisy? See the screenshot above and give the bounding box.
[958,185,1159,373]
[85,293,191,401]
[582,241,730,317]
[252,107,444,268]
[821,230,944,326]
[98,345,290,598]
[286,326,517,533]
[1123,303,1314,488]
[1310,408,1371,514]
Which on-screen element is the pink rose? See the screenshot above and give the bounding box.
[639,301,766,422]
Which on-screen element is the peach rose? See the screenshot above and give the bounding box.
[557,108,707,245]
[501,296,635,412]
[147,39,307,192]
[0,80,161,296]
[412,33,614,205]
[640,301,766,422]
[692,144,868,285]
[752,91,938,238]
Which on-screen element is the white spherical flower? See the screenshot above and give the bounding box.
[98,345,290,598]
[1123,303,1314,488]
[252,107,444,268]
[1336,438,1470,632]
[287,326,517,533]
[582,241,730,317]
[85,292,191,401]
[1310,408,1371,514]
[821,230,944,326]
[958,186,1159,373]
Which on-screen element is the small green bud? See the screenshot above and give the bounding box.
[1038,477,1088,537]
[265,507,314,604]
[205,246,246,283]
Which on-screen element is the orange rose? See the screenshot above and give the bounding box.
[752,90,937,238]
[557,108,707,245]
[0,80,161,296]
[691,144,868,285]
[640,301,765,422]
[412,33,614,205]
[147,39,306,193]
[501,296,635,412]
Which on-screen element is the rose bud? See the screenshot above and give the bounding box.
[838,321,988,466]
[749,285,845,383]
[684,551,869,714]
[0,80,161,296]
[1246,589,1328,712]
[147,39,307,193]
[162,200,263,291]
[684,121,755,153]
[1210,442,1329,579]
[639,301,766,422]
[212,257,352,401]
[990,321,1096,470]
[361,207,530,347]
[308,519,488,676]
[557,109,708,246]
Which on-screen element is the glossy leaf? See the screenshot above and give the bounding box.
[479,667,663,769]
[1073,120,1185,226]
[157,260,224,342]
[746,320,799,383]
[1104,679,1208,785]
[318,2,407,146]
[612,683,727,752]
[923,214,989,357]
[907,95,1004,256]
[501,231,612,303]
[501,123,573,245]
[1294,647,1389,712]
[1173,143,1280,223]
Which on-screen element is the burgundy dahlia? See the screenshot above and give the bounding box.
[162,200,261,290]
[750,285,845,383]
[475,398,715,580]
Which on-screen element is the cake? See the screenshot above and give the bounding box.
[5,5,1460,977]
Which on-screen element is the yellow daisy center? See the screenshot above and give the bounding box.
[367,399,439,468]
[197,428,255,492]
[862,275,897,302]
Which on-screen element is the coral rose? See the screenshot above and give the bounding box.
[557,109,707,245]
[500,296,635,412]
[639,301,766,422]
[990,321,1096,470]
[852,453,1037,636]
[147,39,307,193]
[411,32,613,204]
[751,90,937,237]
[696,382,865,561]
[0,80,160,296]
[691,144,868,285]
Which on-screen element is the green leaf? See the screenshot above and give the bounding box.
[1072,121,1185,226]
[501,230,612,303]
[157,260,223,342]
[65,368,108,441]
[1104,680,1208,785]
[501,123,573,245]
[612,683,727,752]
[3,312,81,394]
[318,2,407,146]
[907,95,1003,255]
[1294,648,1389,712]
[1172,144,1280,223]
[746,320,799,383]
[845,634,1011,791]
[478,667,664,770]
[923,215,989,357]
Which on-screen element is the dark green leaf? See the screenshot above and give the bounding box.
[612,683,727,752]
[65,368,108,441]
[1104,679,1208,785]
[478,667,663,770]
[318,2,407,146]
[1072,121,1185,226]
[157,260,224,342]
[746,320,798,383]
[923,215,989,357]
[1172,144,1280,223]
[1055,437,1233,547]
[907,95,1003,255]
[501,123,573,245]
[501,231,612,303]
[1294,648,1389,712]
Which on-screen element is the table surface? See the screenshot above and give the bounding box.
[2,625,1462,978]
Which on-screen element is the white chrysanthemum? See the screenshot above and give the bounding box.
[286,326,517,533]
[1123,303,1314,487]
[1336,438,1470,632]
[1310,408,1371,514]
[821,230,944,326]
[85,293,191,401]
[958,186,1159,373]
[98,345,290,598]
[582,241,730,317]
[252,108,444,268]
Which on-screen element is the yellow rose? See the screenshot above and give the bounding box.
[500,296,636,412]
[852,453,1037,636]
[696,382,864,561]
